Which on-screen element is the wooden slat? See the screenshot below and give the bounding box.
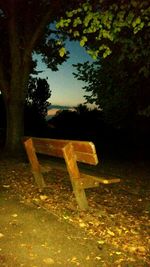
[80,173,100,188]
[71,141,96,154]
[34,143,64,158]
[28,137,96,153]
[81,173,120,188]
[23,137,98,165]
[75,151,98,165]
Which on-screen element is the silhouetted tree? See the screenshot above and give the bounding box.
[74,104,89,115]
[25,77,51,136]
[49,104,104,141]
[73,49,150,129]
[0,76,51,138]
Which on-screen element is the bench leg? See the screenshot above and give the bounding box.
[63,143,89,210]
[72,180,89,210]
[24,138,46,189]
[32,171,46,189]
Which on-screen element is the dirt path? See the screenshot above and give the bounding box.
[0,189,101,267]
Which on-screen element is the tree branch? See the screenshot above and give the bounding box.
[26,8,53,54]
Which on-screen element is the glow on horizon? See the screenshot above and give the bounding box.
[36,41,93,107]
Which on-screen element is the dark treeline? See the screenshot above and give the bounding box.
[0,94,149,160]
[46,105,150,160]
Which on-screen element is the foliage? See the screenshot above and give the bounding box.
[24,77,51,135]
[74,103,90,114]
[56,0,150,128]
[73,50,150,128]
[26,77,51,119]
[0,77,51,138]
[57,0,150,62]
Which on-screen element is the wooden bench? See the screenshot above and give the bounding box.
[23,137,120,210]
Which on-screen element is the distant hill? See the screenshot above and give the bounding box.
[46,104,74,120]
[48,104,72,110]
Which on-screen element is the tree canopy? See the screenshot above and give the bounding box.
[57,0,150,63]
[56,0,150,127]
[73,53,150,128]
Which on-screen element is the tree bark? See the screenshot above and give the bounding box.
[5,97,24,154]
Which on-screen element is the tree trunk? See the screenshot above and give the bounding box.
[5,97,25,154]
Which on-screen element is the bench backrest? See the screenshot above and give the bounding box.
[23,137,98,165]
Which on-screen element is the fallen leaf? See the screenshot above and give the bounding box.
[3,184,10,188]
[79,222,86,228]
[107,229,115,236]
[0,233,4,238]
[11,214,18,218]
[115,251,122,255]
[97,240,105,245]
[137,246,146,254]
[70,257,77,262]
[95,256,101,260]
[20,244,26,247]
[40,195,48,201]
[43,258,55,265]
[33,198,39,202]
[63,215,69,220]
[70,257,80,265]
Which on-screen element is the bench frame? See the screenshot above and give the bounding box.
[23,137,120,210]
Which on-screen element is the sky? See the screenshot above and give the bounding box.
[36,41,93,107]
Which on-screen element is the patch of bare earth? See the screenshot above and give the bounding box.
[0,159,150,266]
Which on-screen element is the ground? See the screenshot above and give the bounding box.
[0,157,150,266]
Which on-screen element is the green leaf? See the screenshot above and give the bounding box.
[73,31,80,37]
[66,11,73,18]
[132,17,141,27]
[56,40,62,46]
[80,40,85,47]
[56,20,64,28]
[59,47,66,57]
[82,2,91,12]
[80,36,87,47]
[73,17,82,27]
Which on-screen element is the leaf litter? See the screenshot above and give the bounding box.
[0,158,150,266]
